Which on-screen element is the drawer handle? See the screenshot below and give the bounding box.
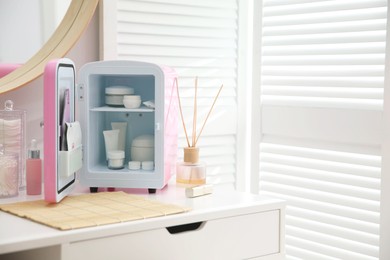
[166,222,204,234]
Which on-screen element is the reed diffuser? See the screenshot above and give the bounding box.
[176,77,224,185]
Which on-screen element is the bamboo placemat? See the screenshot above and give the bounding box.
[0,191,190,230]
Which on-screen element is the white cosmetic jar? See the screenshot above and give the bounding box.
[105,86,134,106]
[142,161,154,171]
[123,95,141,109]
[131,135,154,162]
[107,150,125,170]
[128,161,141,170]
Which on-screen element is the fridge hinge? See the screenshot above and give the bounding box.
[77,84,85,101]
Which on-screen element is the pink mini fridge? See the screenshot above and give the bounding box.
[44,59,178,200]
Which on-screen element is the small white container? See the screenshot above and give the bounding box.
[142,161,154,171]
[124,95,141,100]
[128,161,141,170]
[123,95,141,109]
[105,86,134,106]
[107,150,125,170]
[131,135,154,162]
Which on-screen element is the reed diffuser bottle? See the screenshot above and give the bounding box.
[175,78,223,185]
[176,147,207,185]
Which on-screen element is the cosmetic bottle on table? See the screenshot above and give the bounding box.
[26,139,42,195]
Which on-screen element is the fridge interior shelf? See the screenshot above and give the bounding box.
[90,106,155,113]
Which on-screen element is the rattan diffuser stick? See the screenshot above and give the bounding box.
[192,77,198,147]
[175,78,190,147]
[175,77,224,163]
[194,82,224,147]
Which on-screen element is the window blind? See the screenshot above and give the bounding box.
[114,0,239,188]
[257,0,386,259]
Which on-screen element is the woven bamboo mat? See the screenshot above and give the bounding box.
[0,191,190,230]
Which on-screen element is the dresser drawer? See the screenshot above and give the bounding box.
[63,210,281,260]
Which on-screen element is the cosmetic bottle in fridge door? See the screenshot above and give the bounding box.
[77,60,178,193]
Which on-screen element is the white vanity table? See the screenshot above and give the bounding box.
[0,182,285,260]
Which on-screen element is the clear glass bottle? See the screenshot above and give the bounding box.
[176,147,206,185]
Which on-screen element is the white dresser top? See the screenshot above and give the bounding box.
[0,181,284,254]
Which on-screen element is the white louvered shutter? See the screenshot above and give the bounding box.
[107,0,239,188]
[256,0,386,259]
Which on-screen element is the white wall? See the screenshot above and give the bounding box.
[0,0,71,63]
[0,0,43,63]
[0,9,99,154]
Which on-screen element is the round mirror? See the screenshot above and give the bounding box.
[0,0,99,94]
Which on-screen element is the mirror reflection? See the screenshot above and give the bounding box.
[0,0,71,64]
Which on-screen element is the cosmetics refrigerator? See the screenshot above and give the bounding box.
[44,59,178,197]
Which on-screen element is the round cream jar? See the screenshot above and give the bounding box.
[123,95,141,109]
[131,135,154,162]
[128,161,141,170]
[141,161,154,171]
[105,86,134,106]
[107,150,125,170]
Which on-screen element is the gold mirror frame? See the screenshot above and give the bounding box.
[0,0,99,94]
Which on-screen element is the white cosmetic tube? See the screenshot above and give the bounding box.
[103,129,120,160]
[111,122,127,152]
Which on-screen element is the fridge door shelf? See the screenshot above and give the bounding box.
[58,146,83,178]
